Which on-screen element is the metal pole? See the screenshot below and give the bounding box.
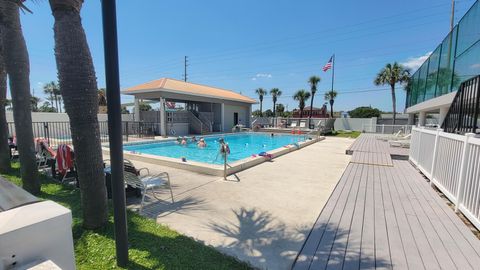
[330,54,335,119]
[224,152,227,180]
[450,0,455,31]
[101,0,128,267]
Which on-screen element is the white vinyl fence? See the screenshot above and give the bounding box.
[410,127,480,230]
[362,124,414,134]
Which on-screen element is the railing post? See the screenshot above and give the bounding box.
[125,122,129,142]
[382,124,385,134]
[429,128,443,185]
[415,128,423,166]
[455,133,474,212]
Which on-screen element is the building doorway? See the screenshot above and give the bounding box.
[234,112,239,126]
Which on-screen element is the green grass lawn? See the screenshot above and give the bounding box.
[327,130,361,138]
[1,163,251,270]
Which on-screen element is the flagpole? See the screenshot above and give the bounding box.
[330,54,335,118]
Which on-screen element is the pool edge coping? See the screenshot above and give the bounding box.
[102,135,325,176]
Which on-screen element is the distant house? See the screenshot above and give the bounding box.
[292,106,329,118]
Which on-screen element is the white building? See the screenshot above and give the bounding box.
[122,78,256,136]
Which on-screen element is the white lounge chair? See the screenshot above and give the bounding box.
[299,121,307,129]
[290,122,298,128]
[389,139,410,148]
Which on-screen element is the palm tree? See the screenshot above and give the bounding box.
[374,62,410,125]
[0,31,11,173]
[324,90,338,118]
[270,88,282,119]
[43,81,59,112]
[30,95,41,112]
[293,89,311,118]
[52,82,61,113]
[255,88,267,116]
[0,0,40,193]
[49,0,108,229]
[308,76,321,126]
[98,88,107,106]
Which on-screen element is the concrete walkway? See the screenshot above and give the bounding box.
[126,137,353,269]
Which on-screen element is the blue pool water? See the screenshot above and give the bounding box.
[124,133,305,164]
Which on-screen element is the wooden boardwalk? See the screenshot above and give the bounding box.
[346,133,409,157]
[351,151,393,167]
[293,158,480,269]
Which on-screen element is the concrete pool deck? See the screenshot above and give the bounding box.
[118,137,353,269]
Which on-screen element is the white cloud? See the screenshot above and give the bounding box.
[470,63,480,69]
[401,52,432,70]
[251,73,272,80]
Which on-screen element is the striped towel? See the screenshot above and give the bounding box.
[56,144,74,175]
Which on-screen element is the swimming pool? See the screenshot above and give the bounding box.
[124,133,306,164]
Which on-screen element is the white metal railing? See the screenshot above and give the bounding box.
[362,124,414,134]
[410,127,480,230]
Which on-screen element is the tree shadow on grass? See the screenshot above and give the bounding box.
[2,165,250,269]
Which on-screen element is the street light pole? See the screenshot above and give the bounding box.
[101,0,128,267]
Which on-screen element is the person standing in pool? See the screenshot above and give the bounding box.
[181,136,187,145]
[191,136,197,143]
[176,136,182,144]
[197,137,207,148]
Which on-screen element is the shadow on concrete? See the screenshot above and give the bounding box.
[208,207,391,270]
[207,207,311,269]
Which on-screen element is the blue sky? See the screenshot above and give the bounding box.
[17,0,475,112]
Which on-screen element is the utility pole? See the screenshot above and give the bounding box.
[183,56,188,82]
[450,0,455,31]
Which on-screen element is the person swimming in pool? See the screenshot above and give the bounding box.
[176,136,182,144]
[181,136,187,145]
[191,136,197,143]
[197,137,207,148]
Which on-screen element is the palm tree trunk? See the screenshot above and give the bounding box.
[308,94,315,126]
[330,102,334,118]
[391,84,396,125]
[50,93,54,110]
[0,30,11,173]
[259,100,263,117]
[50,3,107,229]
[54,94,59,112]
[300,109,303,118]
[1,1,39,193]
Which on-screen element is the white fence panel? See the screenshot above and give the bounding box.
[431,135,464,203]
[410,127,480,230]
[417,131,436,178]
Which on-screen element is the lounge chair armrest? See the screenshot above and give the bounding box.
[150,172,171,182]
[138,167,150,176]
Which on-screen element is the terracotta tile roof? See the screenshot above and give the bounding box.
[124,78,256,104]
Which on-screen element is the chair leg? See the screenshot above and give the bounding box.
[140,188,147,213]
[167,175,174,203]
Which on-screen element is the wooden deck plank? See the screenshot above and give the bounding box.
[309,164,362,269]
[389,163,441,269]
[292,165,356,270]
[342,162,368,270]
[373,165,392,270]
[398,161,473,270]
[294,134,480,270]
[383,164,426,270]
[325,165,365,270]
[398,161,480,268]
[359,164,375,269]
[378,165,409,270]
[394,162,457,269]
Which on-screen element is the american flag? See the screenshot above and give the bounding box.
[322,56,333,72]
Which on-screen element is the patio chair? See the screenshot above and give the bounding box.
[376,130,402,141]
[106,159,174,212]
[290,122,298,128]
[389,139,410,148]
[299,121,307,129]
